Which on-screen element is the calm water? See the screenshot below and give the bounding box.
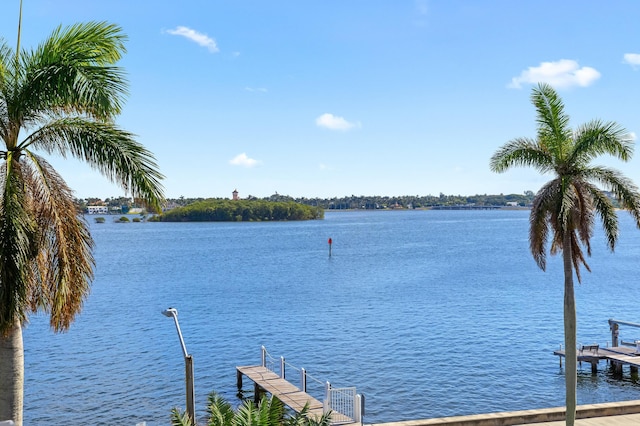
[22,209,640,425]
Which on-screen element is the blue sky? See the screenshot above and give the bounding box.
[2,1,640,199]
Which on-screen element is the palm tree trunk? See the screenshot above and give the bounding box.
[0,320,24,426]
[562,232,577,426]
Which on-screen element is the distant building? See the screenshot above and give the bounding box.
[87,205,108,214]
[232,189,239,200]
[506,202,518,207]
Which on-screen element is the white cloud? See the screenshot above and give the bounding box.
[508,59,600,89]
[630,132,637,141]
[166,26,219,53]
[315,113,361,131]
[229,153,259,168]
[623,53,640,68]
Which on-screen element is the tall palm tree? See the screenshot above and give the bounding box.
[0,15,164,426]
[490,83,640,426]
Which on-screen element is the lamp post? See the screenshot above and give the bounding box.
[162,307,196,424]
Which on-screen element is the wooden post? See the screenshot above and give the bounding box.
[559,344,563,368]
[591,362,598,374]
[237,370,243,390]
[610,321,619,347]
[613,362,623,377]
[254,382,261,403]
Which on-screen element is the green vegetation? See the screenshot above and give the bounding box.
[170,392,331,426]
[76,191,539,214]
[490,83,640,426]
[94,217,106,224]
[172,192,534,209]
[155,199,324,222]
[0,14,164,425]
[115,216,130,223]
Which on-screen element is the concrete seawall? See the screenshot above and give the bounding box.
[370,400,640,426]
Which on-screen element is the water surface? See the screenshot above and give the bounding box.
[22,210,640,425]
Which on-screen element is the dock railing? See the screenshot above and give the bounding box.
[260,346,364,424]
[609,318,640,348]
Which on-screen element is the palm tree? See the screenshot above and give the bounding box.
[170,392,332,426]
[490,83,640,426]
[0,12,164,426]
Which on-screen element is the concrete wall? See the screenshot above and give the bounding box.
[370,400,640,426]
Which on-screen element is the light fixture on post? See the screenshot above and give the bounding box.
[162,307,195,423]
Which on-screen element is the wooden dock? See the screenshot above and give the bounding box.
[237,346,363,425]
[236,365,325,417]
[554,345,640,374]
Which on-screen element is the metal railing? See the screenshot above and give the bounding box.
[609,319,640,347]
[260,346,364,424]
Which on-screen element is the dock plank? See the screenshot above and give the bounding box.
[553,346,640,368]
[237,365,325,415]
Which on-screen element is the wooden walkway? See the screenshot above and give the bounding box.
[236,365,357,425]
[553,345,640,372]
[236,365,325,416]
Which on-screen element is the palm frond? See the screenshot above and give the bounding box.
[0,38,15,143]
[22,152,94,331]
[170,407,194,426]
[529,179,561,270]
[0,155,36,335]
[571,120,633,164]
[531,83,571,157]
[489,137,553,173]
[234,399,258,426]
[571,180,594,254]
[285,402,332,426]
[585,183,618,251]
[23,118,164,211]
[206,392,235,426]
[258,396,284,426]
[234,396,285,426]
[18,21,128,124]
[587,166,640,226]
[307,411,332,426]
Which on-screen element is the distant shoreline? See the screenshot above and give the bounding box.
[326,205,531,212]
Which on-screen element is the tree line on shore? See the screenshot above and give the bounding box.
[75,191,538,214]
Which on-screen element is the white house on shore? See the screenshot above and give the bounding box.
[87,205,108,214]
